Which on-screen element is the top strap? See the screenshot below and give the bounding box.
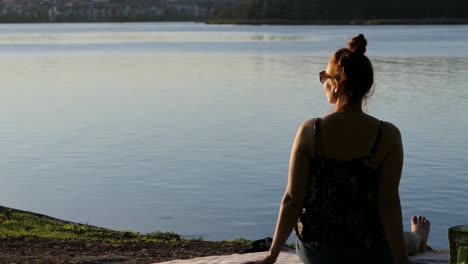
[314,118,325,157]
[369,121,384,157]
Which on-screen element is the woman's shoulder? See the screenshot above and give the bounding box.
[294,118,319,155]
[377,120,403,160]
[380,120,402,141]
[358,114,401,140]
[300,118,319,129]
[297,118,322,139]
[297,117,330,157]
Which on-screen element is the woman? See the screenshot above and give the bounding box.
[245,34,431,264]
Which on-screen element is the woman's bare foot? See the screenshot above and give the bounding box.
[411,216,431,253]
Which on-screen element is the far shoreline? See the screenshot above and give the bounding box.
[1,18,468,25]
[206,18,468,25]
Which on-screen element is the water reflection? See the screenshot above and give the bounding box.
[0,24,467,250]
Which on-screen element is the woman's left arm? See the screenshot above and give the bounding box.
[247,122,312,264]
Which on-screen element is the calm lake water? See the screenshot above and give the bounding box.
[1,23,467,250]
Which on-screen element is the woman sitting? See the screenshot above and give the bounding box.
[245,34,430,264]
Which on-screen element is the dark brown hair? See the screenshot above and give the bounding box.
[328,34,374,111]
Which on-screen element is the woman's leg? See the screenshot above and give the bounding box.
[404,216,431,256]
[295,239,324,264]
[296,238,394,264]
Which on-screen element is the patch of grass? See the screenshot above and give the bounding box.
[223,238,251,247]
[0,206,181,243]
[144,231,181,242]
[285,242,296,249]
[0,205,259,251]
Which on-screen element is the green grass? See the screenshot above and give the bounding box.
[0,205,181,242]
[222,238,251,247]
[0,206,256,247]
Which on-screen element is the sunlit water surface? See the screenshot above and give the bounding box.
[1,23,468,250]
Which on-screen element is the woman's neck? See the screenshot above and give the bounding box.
[335,102,364,114]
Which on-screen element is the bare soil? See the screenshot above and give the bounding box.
[0,237,246,264]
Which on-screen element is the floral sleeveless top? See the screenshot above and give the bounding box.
[295,118,387,250]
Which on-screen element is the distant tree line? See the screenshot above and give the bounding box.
[211,0,468,22]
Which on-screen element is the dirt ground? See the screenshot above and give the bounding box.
[0,237,246,264]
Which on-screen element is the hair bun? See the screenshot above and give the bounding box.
[347,34,367,55]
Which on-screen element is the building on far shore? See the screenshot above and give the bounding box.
[0,0,217,22]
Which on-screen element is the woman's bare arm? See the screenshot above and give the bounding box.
[261,122,313,263]
[378,123,408,264]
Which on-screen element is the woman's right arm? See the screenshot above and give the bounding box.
[378,123,409,264]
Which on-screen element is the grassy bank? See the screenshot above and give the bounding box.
[0,205,188,243]
[0,205,251,263]
[0,205,252,245]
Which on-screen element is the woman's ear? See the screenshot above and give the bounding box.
[332,81,339,93]
[334,81,344,93]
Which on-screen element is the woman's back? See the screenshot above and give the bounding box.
[315,112,385,161]
[296,112,389,249]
